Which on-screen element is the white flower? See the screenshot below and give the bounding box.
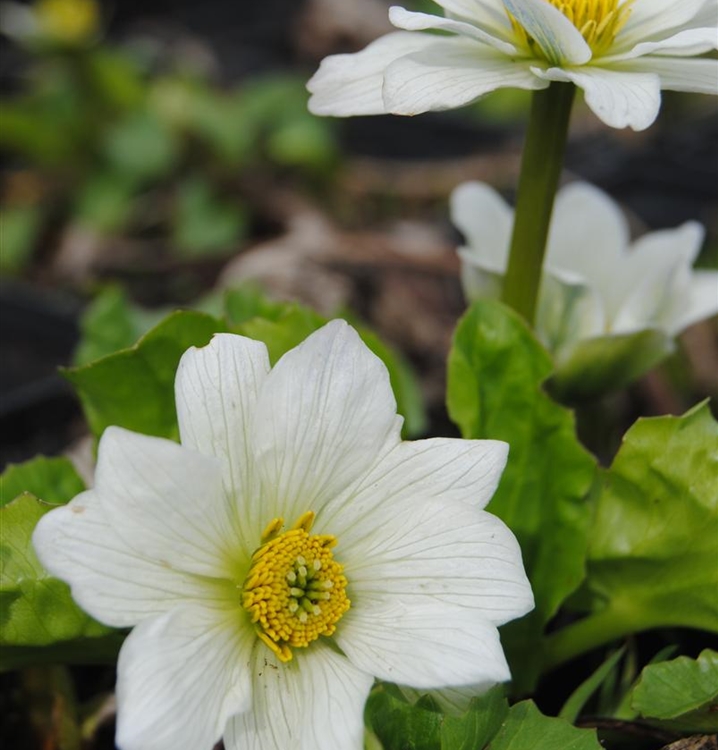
[453,180,718,392]
[33,321,533,750]
[307,0,718,131]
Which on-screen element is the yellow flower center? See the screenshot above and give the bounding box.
[36,0,99,44]
[511,0,633,57]
[242,511,350,663]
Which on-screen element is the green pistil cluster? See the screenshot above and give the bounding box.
[286,555,334,622]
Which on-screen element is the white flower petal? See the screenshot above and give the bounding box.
[612,222,705,333]
[628,221,704,274]
[389,6,518,55]
[619,56,718,95]
[620,0,709,47]
[307,31,437,116]
[450,181,513,272]
[336,600,512,688]
[537,271,605,354]
[308,0,714,123]
[534,65,661,131]
[451,181,511,303]
[547,182,629,267]
[225,641,373,750]
[613,273,686,334]
[383,37,546,115]
[318,438,509,547]
[94,427,235,579]
[176,333,270,558]
[252,320,401,526]
[607,27,718,61]
[340,498,533,626]
[652,264,700,335]
[459,253,504,302]
[691,0,718,29]
[32,490,221,628]
[545,181,630,320]
[676,270,718,333]
[501,0,592,64]
[115,603,254,750]
[434,0,515,40]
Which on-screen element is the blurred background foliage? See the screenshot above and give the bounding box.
[0,0,339,271]
[2,0,715,287]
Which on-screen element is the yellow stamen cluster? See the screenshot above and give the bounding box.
[36,0,99,44]
[242,512,350,663]
[511,0,634,58]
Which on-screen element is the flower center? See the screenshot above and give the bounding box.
[510,0,633,58]
[242,511,350,663]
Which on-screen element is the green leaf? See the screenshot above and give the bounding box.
[239,75,318,127]
[267,118,337,170]
[0,99,73,166]
[613,645,679,720]
[233,74,337,171]
[366,685,509,750]
[440,688,509,750]
[0,205,43,273]
[86,49,145,111]
[223,285,289,326]
[103,110,179,181]
[583,402,718,634]
[172,178,246,257]
[364,730,383,750]
[367,693,600,750]
[356,325,427,439]
[366,689,442,750]
[0,457,117,656]
[73,286,166,366]
[447,300,596,688]
[151,79,253,164]
[70,291,423,446]
[545,404,718,672]
[65,310,226,440]
[236,304,426,438]
[73,172,138,234]
[559,647,626,723]
[187,91,254,164]
[490,701,601,750]
[630,650,718,733]
[0,493,114,651]
[0,456,84,509]
[236,305,327,363]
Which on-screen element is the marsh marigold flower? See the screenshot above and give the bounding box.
[453,181,718,392]
[307,0,718,130]
[33,321,534,750]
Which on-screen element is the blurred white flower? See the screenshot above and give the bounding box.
[33,321,533,750]
[454,181,718,394]
[307,0,718,131]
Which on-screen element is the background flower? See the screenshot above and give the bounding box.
[33,321,533,750]
[453,180,718,396]
[307,0,718,130]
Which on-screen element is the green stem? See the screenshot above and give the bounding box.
[501,82,575,325]
[542,607,637,673]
